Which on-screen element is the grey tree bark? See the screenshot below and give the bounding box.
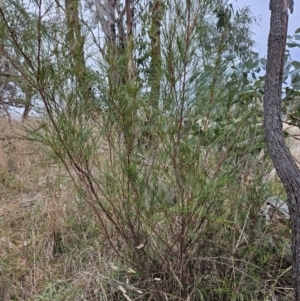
[94,0,117,44]
[94,0,134,81]
[263,0,300,299]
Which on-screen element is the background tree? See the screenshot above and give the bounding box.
[0,2,37,120]
[148,0,164,119]
[65,0,95,108]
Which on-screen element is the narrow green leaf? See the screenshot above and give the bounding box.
[287,42,300,48]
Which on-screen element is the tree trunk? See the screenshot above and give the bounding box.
[149,0,163,115]
[94,0,117,49]
[65,0,94,106]
[263,0,300,299]
[125,0,135,80]
[139,0,164,147]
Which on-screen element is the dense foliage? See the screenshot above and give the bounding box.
[0,0,299,300]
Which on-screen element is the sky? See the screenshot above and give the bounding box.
[235,0,300,61]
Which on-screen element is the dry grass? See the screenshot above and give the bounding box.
[0,118,122,300]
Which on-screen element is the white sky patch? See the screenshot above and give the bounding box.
[235,0,300,60]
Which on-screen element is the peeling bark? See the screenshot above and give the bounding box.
[263,0,300,298]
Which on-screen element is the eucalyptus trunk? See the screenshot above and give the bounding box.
[65,0,94,104]
[125,0,135,80]
[263,0,299,299]
[149,0,163,119]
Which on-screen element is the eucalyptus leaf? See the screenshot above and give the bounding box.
[292,83,300,90]
[287,42,300,48]
[291,61,300,69]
